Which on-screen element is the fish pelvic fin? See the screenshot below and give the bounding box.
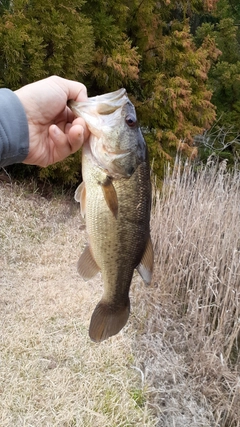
[74,182,86,218]
[89,299,130,342]
[100,176,118,219]
[137,235,154,286]
[77,245,100,280]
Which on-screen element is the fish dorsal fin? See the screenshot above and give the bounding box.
[74,182,86,218]
[89,299,130,342]
[136,236,154,286]
[77,245,100,280]
[100,177,118,219]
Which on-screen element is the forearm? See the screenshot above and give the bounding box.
[0,89,29,167]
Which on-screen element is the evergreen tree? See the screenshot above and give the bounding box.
[83,1,219,178]
[0,0,94,89]
[194,0,240,163]
[81,0,140,93]
[1,0,223,182]
[195,0,240,128]
[0,0,94,183]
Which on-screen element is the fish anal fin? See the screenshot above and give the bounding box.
[100,177,118,219]
[75,182,86,218]
[77,245,100,280]
[89,299,130,342]
[137,236,154,286]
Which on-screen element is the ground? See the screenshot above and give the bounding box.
[0,180,230,426]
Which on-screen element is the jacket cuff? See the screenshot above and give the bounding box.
[0,88,29,167]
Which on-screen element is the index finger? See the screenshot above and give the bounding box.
[63,78,88,102]
[51,76,88,102]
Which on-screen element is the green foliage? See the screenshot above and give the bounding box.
[128,17,217,175]
[6,150,82,188]
[209,16,240,128]
[129,388,145,408]
[215,18,240,63]
[0,0,94,89]
[82,0,141,92]
[3,0,240,182]
[211,61,240,124]
[195,4,240,126]
[38,151,82,186]
[81,1,219,177]
[0,0,10,16]
[193,1,240,164]
[0,0,94,183]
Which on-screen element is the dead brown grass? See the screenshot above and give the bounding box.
[0,183,156,426]
[144,159,240,426]
[1,160,239,426]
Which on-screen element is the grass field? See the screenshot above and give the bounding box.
[0,161,239,426]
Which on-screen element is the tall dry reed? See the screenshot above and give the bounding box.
[148,159,240,426]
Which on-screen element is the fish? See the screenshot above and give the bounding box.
[68,88,154,342]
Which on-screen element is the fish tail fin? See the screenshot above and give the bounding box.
[89,299,130,342]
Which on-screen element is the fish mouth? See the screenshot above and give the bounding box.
[68,89,128,117]
[93,89,129,115]
[87,88,127,108]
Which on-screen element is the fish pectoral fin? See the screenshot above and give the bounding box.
[74,182,86,218]
[77,245,100,280]
[100,177,118,219]
[89,299,130,342]
[137,236,154,286]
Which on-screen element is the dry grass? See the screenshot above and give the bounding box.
[147,159,240,426]
[0,160,239,426]
[0,184,155,427]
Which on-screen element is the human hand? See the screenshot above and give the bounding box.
[15,76,89,167]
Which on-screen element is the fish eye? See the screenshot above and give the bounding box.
[125,114,137,128]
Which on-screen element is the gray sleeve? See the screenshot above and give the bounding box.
[0,88,29,168]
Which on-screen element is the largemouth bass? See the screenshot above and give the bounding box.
[68,89,153,342]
